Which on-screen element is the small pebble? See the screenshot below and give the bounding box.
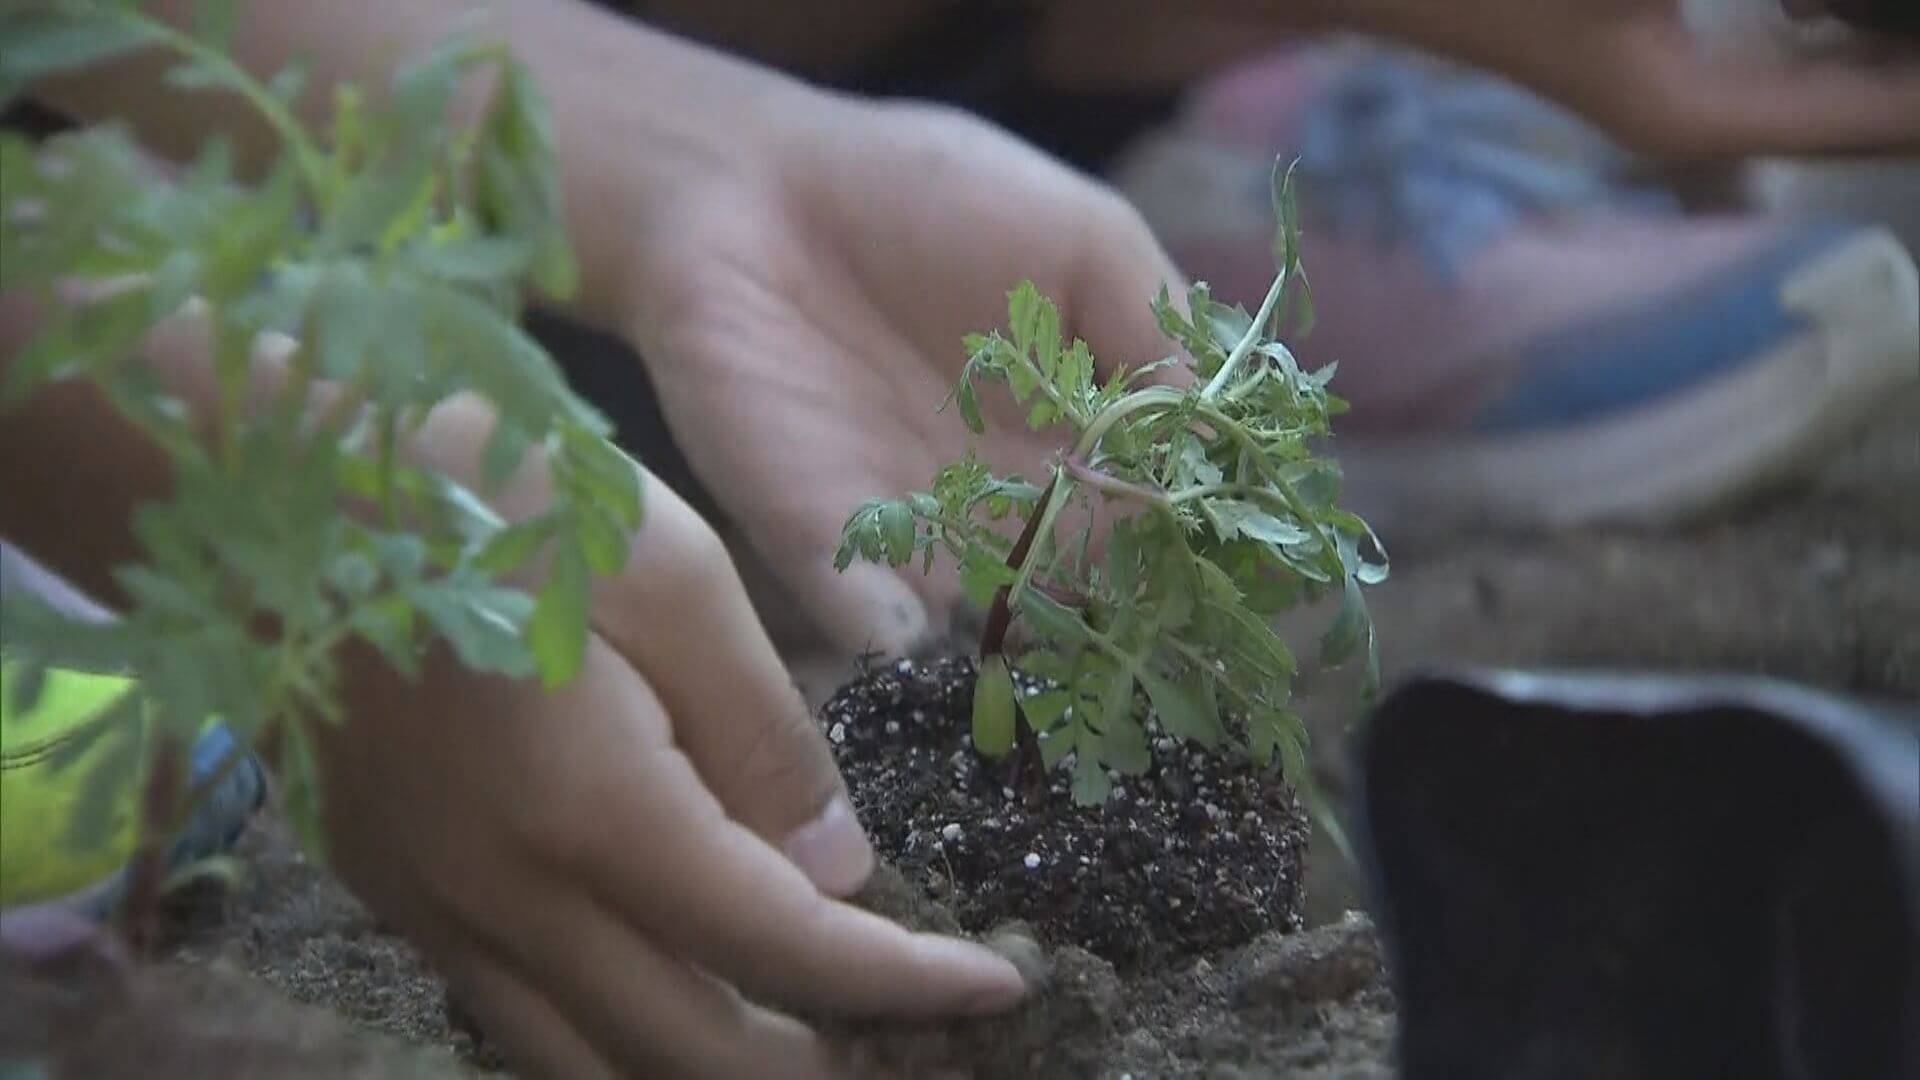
[1024,852,1042,869]
[941,823,963,843]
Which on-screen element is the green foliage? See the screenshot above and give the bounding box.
[0,2,637,854]
[838,163,1385,806]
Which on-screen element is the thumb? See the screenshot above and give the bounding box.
[1071,194,1195,387]
[1584,20,1920,157]
[778,556,936,660]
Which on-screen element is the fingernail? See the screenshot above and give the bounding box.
[826,564,929,657]
[783,795,874,898]
[916,936,1028,1015]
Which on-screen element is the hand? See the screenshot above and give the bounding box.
[317,400,1028,1078]
[1248,0,1920,157]
[0,284,1028,1078]
[616,92,1188,655]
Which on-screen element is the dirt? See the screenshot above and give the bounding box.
[3,395,1915,1077]
[819,654,1309,969]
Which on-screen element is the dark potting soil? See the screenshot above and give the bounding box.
[818,655,1310,970]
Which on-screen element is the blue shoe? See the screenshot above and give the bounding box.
[1114,43,1920,528]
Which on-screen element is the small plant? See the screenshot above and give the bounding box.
[0,0,635,905]
[837,166,1386,806]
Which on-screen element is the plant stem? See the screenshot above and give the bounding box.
[979,474,1061,659]
[1074,387,1182,457]
[1200,267,1289,401]
[1063,455,1170,510]
[1009,470,1071,601]
[118,729,183,956]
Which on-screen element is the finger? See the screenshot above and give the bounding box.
[1592,21,1920,156]
[1071,193,1195,387]
[470,868,839,1080]
[383,398,877,898]
[424,929,618,1080]
[551,643,1027,1017]
[589,472,882,898]
[782,556,935,659]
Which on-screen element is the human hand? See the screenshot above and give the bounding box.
[1191,0,1920,157]
[315,398,1027,1078]
[612,90,1188,656]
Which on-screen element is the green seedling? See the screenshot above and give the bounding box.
[838,165,1386,805]
[0,1,633,880]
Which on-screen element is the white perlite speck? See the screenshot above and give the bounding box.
[828,723,846,744]
[941,823,963,843]
[884,720,900,735]
[1023,852,1042,870]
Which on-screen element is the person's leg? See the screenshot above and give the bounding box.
[1109,41,1920,529]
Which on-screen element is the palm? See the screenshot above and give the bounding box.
[625,103,1181,653]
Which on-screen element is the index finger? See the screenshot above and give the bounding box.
[548,644,1028,1018]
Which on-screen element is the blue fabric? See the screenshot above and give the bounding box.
[1470,225,1853,434]
[69,722,264,920]
[1295,49,1674,276]
[167,721,263,865]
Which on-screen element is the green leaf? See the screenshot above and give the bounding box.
[1270,157,1303,279]
[0,13,157,91]
[951,375,985,434]
[1006,280,1060,375]
[349,593,419,675]
[572,509,630,576]
[1016,588,1088,646]
[1140,668,1223,749]
[555,423,641,528]
[1095,668,1149,775]
[958,547,1014,606]
[405,234,533,285]
[971,654,1017,759]
[1103,518,1142,600]
[1319,573,1367,668]
[414,578,535,678]
[879,502,915,566]
[473,514,559,574]
[1022,687,1071,733]
[526,544,588,687]
[1070,751,1112,806]
[1208,499,1310,546]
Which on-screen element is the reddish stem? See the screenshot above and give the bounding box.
[119,731,183,957]
[980,476,1058,795]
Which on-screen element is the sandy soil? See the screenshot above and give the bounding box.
[6,393,1913,1077]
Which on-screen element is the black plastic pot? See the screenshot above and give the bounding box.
[1353,670,1918,1080]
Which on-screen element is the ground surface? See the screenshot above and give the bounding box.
[9,395,1915,1077]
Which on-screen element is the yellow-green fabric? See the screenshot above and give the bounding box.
[1,662,146,906]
